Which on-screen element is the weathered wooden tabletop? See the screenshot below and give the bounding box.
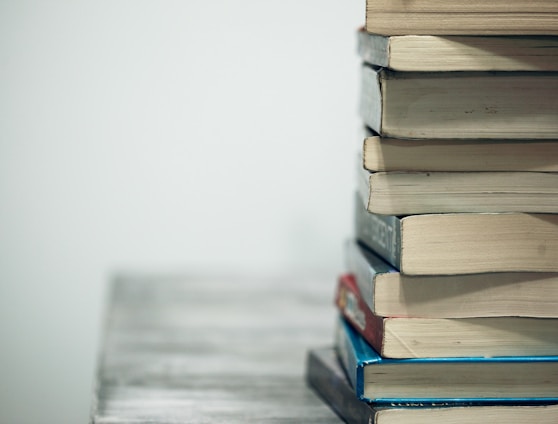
[90,274,342,423]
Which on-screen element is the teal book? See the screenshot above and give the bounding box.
[335,317,558,404]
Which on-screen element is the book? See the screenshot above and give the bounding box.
[335,316,558,402]
[345,239,558,319]
[362,129,558,172]
[335,274,558,358]
[354,194,558,275]
[306,346,558,424]
[357,29,558,72]
[365,0,558,36]
[360,65,558,139]
[357,166,558,215]
[306,346,383,423]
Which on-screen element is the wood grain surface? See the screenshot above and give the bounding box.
[90,274,341,423]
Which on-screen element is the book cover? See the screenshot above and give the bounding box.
[306,347,558,424]
[335,316,558,403]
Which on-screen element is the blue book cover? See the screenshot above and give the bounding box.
[335,316,558,405]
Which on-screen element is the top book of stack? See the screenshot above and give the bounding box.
[365,0,558,35]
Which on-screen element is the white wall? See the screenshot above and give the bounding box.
[0,1,362,422]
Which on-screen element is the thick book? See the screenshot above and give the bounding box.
[335,316,558,402]
[360,65,558,139]
[306,346,558,424]
[357,28,558,72]
[354,194,558,275]
[345,239,558,319]
[357,166,558,215]
[335,274,558,358]
[365,0,558,36]
[362,129,558,172]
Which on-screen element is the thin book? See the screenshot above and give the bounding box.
[365,0,558,36]
[358,165,558,215]
[361,128,558,172]
[357,28,558,72]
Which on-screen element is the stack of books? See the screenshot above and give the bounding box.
[306,1,558,423]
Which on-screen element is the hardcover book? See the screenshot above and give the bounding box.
[357,166,558,215]
[335,316,558,402]
[361,128,558,172]
[345,239,558,319]
[357,28,558,72]
[365,0,558,36]
[359,65,558,139]
[354,194,558,275]
[335,274,558,358]
[306,346,558,424]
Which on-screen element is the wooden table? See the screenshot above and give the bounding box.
[90,274,342,423]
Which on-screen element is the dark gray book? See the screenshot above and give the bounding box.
[354,193,558,275]
[306,347,380,423]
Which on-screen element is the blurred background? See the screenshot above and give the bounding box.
[0,1,362,422]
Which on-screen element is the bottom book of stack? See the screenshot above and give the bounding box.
[305,345,558,424]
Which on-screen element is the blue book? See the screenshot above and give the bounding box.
[335,316,558,405]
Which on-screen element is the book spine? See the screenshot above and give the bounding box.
[354,193,402,269]
[344,241,376,311]
[345,240,399,315]
[335,275,385,355]
[357,29,389,68]
[305,348,378,424]
[359,65,383,134]
[334,317,364,399]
